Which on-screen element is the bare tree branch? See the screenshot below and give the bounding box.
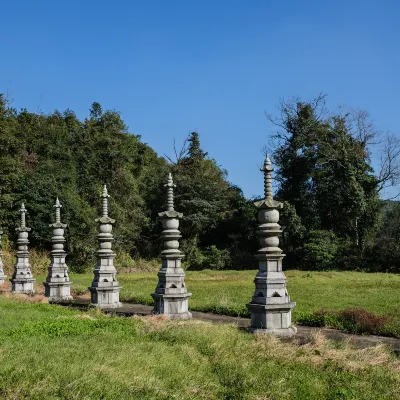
[164,134,190,165]
[378,134,400,191]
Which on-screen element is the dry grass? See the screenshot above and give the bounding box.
[0,297,399,399]
[3,292,48,304]
[0,281,47,303]
[254,330,400,373]
[2,248,50,276]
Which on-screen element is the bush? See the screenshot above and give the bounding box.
[204,245,231,270]
[302,230,338,270]
[181,237,205,270]
[297,307,398,337]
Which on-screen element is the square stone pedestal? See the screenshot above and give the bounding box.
[89,286,122,309]
[43,281,73,302]
[246,302,297,337]
[152,292,192,319]
[11,278,36,294]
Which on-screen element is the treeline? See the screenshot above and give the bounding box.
[269,95,400,273]
[0,96,256,271]
[0,94,399,272]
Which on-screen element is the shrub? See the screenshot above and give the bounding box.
[181,237,205,270]
[302,230,338,270]
[297,307,397,337]
[204,245,231,270]
[115,251,135,271]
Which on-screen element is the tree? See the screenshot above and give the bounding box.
[168,132,256,269]
[266,94,384,268]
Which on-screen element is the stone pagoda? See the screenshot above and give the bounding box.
[151,173,192,319]
[88,185,121,309]
[246,156,296,337]
[43,198,73,302]
[0,229,6,284]
[10,204,35,293]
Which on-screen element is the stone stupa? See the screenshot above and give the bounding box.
[88,185,122,309]
[151,173,192,319]
[246,155,296,337]
[43,198,73,302]
[0,229,6,285]
[10,203,35,294]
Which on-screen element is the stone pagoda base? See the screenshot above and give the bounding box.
[44,281,73,302]
[89,286,122,309]
[152,292,192,319]
[11,278,35,294]
[0,275,6,285]
[246,302,297,337]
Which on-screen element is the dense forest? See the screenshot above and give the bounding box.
[0,94,399,272]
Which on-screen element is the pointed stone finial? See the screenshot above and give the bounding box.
[54,197,62,224]
[261,155,274,200]
[20,203,27,228]
[100,185,109,217]
[165,173,176,212]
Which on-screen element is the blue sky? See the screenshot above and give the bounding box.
[1,0,399,199]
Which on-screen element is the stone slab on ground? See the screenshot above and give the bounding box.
[63,297,400,354]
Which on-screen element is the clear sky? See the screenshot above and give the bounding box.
[1,0,399,199]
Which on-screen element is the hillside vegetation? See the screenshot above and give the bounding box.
[1,93,400,272]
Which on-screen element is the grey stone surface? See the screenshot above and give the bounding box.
[151,173,192,319]
[0,229,6,284]
[10,204,35,293]
[88,185,122,309]
[246,156,296,337]
[43,198,73,302]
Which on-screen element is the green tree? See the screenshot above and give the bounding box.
[267,95,383,268]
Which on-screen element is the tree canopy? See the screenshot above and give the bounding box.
[0,98,255,269]
[267,94,400,272]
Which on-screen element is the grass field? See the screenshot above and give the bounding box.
[0,295,399,399]
[61,270,400,337]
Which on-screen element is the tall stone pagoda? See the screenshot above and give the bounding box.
[43,198,73,302]
[10,203,36,293]
[88,185,121,309]
[246,156,296,337]
[0,229,6,284]
[151,173,192,319]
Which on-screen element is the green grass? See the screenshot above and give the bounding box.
[0,295,399,399]
[60,270,400,337]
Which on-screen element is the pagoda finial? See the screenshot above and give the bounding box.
[165,173,176,211]
[20,203,27,228]
[54,197,62,224]
[100,185,109,217]
[261,154,274,200]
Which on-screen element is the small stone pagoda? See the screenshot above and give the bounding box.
[44,198,73,302]
[246,156,296,337]
[0,229,6,284]
[151,173,192,319]
[10,204,35,294]
[88,185,121,308]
